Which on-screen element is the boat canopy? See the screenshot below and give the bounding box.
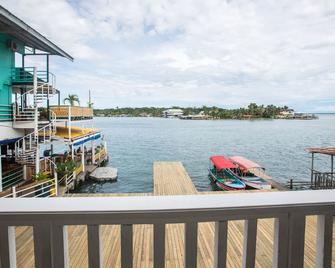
[210,156,237,170]
[229,156,262,172]
[55,126,101,144]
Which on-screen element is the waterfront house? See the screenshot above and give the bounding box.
[162,108,184,118]
[0,6,107,197]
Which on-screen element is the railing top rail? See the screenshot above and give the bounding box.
[2,177,55,198]
[0,190,334,214]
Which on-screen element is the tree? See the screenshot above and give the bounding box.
[87,101,94,108]
[64,94,80,106]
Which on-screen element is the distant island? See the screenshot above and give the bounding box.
[94,103,318,120]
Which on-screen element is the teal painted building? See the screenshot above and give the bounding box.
[0,33,23,120]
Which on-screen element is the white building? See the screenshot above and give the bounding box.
[162,109,183,118]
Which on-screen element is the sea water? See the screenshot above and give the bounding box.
[74,114,335,193]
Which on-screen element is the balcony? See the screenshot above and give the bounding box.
[0,190,334,267]
[11,67,48,85]
[50,105,93,121]
[0,104,13,122]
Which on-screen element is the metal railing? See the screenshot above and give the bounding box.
[15,111,57,165]
[11,67,56,85]
[0,104,13,122]
[50,105,93,120]
[2,167,24,190]
[57,172,76,194]
[2,177,57,198]
[0,190,333,267]
[311,170,335,189]
[94,147,107,162]
[66,172,75,188]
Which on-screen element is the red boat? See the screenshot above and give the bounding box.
[208,156,246,190]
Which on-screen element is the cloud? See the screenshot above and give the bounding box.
[1,0,335,111]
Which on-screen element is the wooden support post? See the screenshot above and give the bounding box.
[81,144,85,172]
[36,146,40,174]
[121,224,133,268]
[54,173,58,196]
[87,225,102,268]
[311,153,314,185]
[154,223,165,268]
[214,221,228,268]
[68,106,71,140]
[23,164,27,180]
[51,225,69,268]
[184,222,198,268]
[91,140,95,164]
[243,219,257,268]
[33,223,52,268]
[331,155,334,186]
[288,214,305,268]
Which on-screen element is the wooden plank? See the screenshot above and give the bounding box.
[87,225,102,268]
[316,214,333,268]
[33,223,52,268]
[121,224,133,268]
[214,221,228,268]
[154,223,165,268]
[184,222,198,268]
[242,219,258,268]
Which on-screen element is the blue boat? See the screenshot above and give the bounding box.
[208,156,246,191]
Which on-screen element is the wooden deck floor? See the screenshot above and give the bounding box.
[15,162,334,267]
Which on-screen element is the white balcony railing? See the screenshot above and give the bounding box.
[0,190,334,268]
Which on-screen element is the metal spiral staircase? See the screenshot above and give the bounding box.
[14,111,57,166]
[14,80,58,168]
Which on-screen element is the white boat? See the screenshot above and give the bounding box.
[229,156,272,190]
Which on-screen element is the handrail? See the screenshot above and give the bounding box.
[0,190,334,267]
[66,172,75,187]
[11,67,55,84]
[2,167,24,189]
[15,110,57,151]
[0,189,334,213]
[2,177,57,198]
[15,111,57,169]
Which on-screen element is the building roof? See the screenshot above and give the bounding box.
[210,156,237,170]
[307,147,335,156]
[163,109,183,113]
[0,5,73,61]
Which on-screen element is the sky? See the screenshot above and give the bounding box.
[1,0,335,112]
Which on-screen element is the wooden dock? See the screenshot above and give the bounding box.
[15,162,334,267]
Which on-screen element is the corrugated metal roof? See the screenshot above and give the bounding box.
[307,147,335,156]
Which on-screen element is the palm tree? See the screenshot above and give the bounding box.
[64,94,80,106]
[87,101,94,108]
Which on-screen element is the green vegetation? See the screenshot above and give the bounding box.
[56,160,77,179]
[64,94,80,106]
[32,171,49,181]
[94,103,292,119]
